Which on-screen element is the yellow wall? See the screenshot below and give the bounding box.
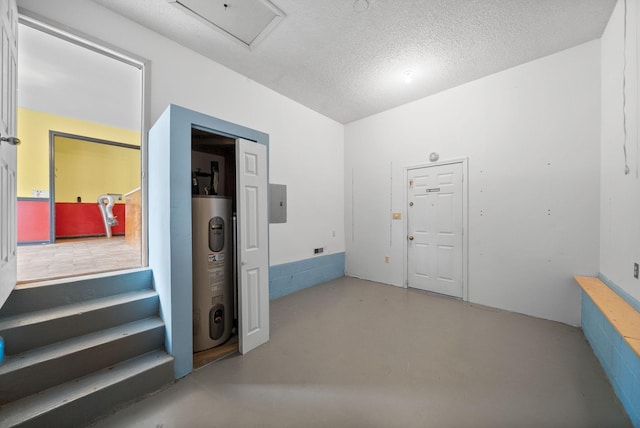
[16,108,140,198]
[54,136,140,203]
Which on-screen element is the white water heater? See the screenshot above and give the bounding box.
[192,196,233,352]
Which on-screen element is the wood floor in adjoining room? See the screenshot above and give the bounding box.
[91,277,631,428]
[17,237,142,284]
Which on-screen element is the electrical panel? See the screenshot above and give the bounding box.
[269,183,287,223]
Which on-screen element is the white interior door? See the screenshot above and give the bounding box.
[407,163,463,298]
[236,138,269,354]
[0,0,18,308]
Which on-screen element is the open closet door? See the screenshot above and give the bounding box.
[236,138,269,354]
[0,0,18,308]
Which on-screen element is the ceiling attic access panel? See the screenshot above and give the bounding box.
[168,0,285,50]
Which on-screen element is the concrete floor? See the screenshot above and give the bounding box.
[92,277,631,428]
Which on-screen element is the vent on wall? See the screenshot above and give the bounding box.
[168,0,285,50]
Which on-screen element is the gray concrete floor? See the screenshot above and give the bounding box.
[92,277,631,428]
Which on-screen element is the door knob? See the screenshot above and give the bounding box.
[409,202,414,207]
[408,235,414,241]
[241,261,247,266]
[0,136,20,145]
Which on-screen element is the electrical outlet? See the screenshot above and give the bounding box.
[385,256,390,263]
[314,248,324,255]
[634,263,639,279]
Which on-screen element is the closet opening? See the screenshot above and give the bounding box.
[190,128,239,368]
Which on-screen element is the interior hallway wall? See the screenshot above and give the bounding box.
[600,0,640,305]
[345,41,601,326]
[16,108,140,198]
[16,108,140,243]
[17,0,345,267]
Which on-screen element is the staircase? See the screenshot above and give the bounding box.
[0,268,174,428]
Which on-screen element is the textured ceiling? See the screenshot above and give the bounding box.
[93,0,616,124]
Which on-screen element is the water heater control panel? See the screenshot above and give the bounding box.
[209,217,224,252]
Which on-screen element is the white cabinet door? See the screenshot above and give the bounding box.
[407,162,463,298]
[0,0,18,308]
[236,138,269,354]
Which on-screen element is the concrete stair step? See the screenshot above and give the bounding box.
[0,350,174,428]
[0,317,165,404]
[0,290,159,355]
[0,268,153,317]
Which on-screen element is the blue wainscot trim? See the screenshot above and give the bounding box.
[582,276,640,427]
[269,252,345,300]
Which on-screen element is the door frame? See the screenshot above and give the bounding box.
[403,157,469,301]
[19,12,150,265]
[49,131,141,242]
[148,105,270,379]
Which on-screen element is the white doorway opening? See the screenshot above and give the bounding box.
[15,14,148,283]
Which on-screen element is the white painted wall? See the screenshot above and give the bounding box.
[345,41,601,325]
[600,0,640,303]
[17,0,345,267]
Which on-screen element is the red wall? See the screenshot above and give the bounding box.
[17,198,50,243]
[55,203,125,238]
